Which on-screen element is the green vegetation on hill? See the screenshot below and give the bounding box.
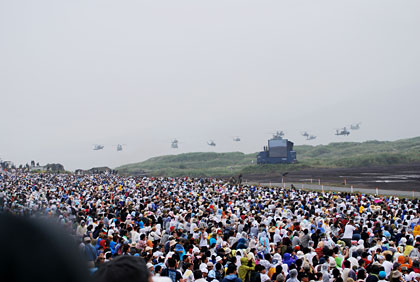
[116,137,420,177]
[117,152,256,177]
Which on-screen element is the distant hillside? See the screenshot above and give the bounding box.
[117,152,256,177]
[116,137,420,177]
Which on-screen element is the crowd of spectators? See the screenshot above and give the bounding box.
[1,171,420,282]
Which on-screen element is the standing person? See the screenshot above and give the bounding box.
[83,237,97,268]
[200,228,209,249]
[162,258,184,282]
[383,254,394,278]
[77,220,87,237]
[301,229,311,249]
[183,263,194,282]
[342,221,355,247]
[238,257,255,282]
[256,264,270,282]
[342,261,356,281]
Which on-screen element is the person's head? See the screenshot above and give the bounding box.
[207,262,214,271]
[202,268,208,277]
[184,263,192,270]
[332,268,341,278]
[289,269,298,278]
[193,270,202,280]
[343,260,351,269]
[167,258,176,269]
[97,253,106,264]
[255,264,265,273]
[0,213,90,282]
[379,271,386,280]
[276,274,285,282]
[358,259,365,268]
[93,255,152,282]
[146,263,154,273]
[226,263,237,275]
[357,269,366,280]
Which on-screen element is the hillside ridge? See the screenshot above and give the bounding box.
[116,137,420,177]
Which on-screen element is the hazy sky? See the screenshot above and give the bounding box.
[1,0,419,171]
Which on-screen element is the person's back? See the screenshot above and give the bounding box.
[83,237,97,266]
[383,254,394,277]
[342,261,356,281]
[250,226,259,238]
[249,270,261,282]
[194,270,207,282]
[0,213,90,282]
[285,269,299,282]
[238,257,254,282]
[301,230,310,248]
[342,222,355,247]
[222,264,242,282]
[161,258,183,282]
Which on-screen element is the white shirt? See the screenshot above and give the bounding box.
[261,273,270,282]
[383,261,393,277]
[343,224,355,239]
[199,232,208,247]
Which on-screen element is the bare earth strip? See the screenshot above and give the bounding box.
[244,163,420,193]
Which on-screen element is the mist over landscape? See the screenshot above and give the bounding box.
[4,3,420,282]
[1,0,420,171]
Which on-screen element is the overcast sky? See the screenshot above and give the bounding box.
[1,0,419,171]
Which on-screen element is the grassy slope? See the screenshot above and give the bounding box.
[116,137,420,177]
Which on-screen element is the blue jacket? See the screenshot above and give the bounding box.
[222,274,242,282]
[84,244,97,262]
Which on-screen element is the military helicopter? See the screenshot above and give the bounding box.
[301,131,310,138]
[116,144,126,151]
[271,131,285,139]
[232,136,241,142]
[302,131,316,140]
[335,127,350,136]
[350,122,362,130]
[207,140,216,146]
[171,139,179,149]
[93,144,104,150]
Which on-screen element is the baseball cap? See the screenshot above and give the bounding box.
[379,271,386,279]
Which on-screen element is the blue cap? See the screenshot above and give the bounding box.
[379,271,386,279]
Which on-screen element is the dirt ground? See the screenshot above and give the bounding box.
[244,163,420,192]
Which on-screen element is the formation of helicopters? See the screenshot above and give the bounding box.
[91,123,362,150]
[350,122,362,130]
[335,123,362,136]
[92,144,125,151]
[301,131,317,141]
